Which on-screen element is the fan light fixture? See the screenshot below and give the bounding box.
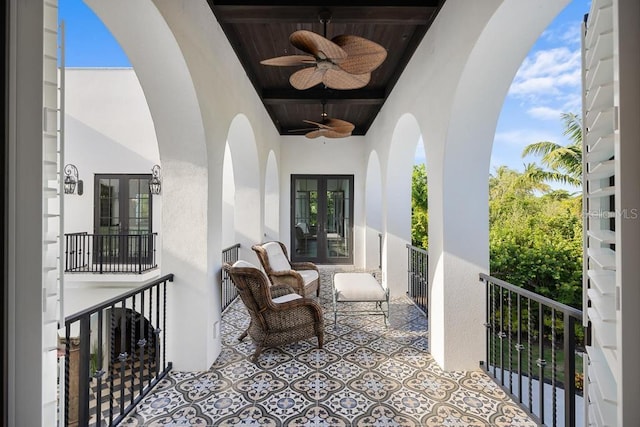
[290,101,355,139]
[64,164,82,195]
[149,164,162,195]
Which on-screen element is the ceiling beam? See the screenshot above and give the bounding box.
[210,5,439,25]
[262,88,385,105]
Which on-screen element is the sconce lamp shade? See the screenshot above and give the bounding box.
[149,164,162,195]
[64,164,79,194]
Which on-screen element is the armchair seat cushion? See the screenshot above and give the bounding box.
[272,293,303,304]
[299,269,319,286]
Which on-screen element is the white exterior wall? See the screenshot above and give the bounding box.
[280,136,367,264]
[64,68,160,237]
[63,68,162,314]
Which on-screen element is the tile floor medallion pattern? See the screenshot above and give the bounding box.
[122,266,536,426]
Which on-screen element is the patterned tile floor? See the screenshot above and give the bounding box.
[122,266,535,426]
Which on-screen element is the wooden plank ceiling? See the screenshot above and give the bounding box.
[208,1,445,136]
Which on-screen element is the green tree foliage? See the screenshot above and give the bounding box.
[489,165,582,308]
[521,112,582,187]
[411,164,428,248]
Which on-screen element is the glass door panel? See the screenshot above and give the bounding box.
[293,178,318,258]
[325,178,351,261]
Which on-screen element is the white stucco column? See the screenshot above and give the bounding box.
[427,0,571,371]
[86,0,214,370]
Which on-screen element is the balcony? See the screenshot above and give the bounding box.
[65,232,158,275]
[115,265,537,426]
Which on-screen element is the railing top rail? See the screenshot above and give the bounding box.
[64,232,158,237]
[406,244,428,256]
[479,272,582,319]
[222,243,241,253]
[65,273,174,325]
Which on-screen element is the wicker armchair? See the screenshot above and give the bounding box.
[223,261,324,362]
[252,241,320,297]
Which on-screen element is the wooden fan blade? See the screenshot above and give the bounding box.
[289,127,317,132]
[290,30,347,61]
[290,67,325,90]
[306,128,351,139]
[324,118,355,133]
[303,119,329,129]
[260,55,316,66]
[332,35,387,74]
[322,69,370,90]
[305,130,323,139]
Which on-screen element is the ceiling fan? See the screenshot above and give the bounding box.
[291,102,355,139]
[260,12,387,90]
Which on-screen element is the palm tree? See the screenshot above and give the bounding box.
[522,112,582,187]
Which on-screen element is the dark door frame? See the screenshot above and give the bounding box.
[1,0,8,423]
[94,174,153,264]
[290,174,354,265]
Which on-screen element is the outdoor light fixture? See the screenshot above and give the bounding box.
[149,164,162,195]
[63,164,82,195]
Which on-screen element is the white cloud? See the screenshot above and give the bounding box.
[510,47,581,98]
[494,129,561,148]
[540,20,582,46]
[527,106,564,120]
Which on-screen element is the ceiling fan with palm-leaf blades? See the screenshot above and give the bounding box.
[260,11,387,90]
[290,102,355,139]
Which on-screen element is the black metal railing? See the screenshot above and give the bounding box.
[221,243,241,311]
[65,232,158,274]
[378,233,383,269]
[407,244,428,313]
[480,273,585,427]
[63,274,174,427]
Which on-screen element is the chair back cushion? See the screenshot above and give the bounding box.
[233,260,257,269]
[296,222,309,235]
[263,242,291,272]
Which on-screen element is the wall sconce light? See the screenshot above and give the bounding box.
[149,164,162,195]
[63,164,83,195]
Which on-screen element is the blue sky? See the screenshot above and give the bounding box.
[59,0,590,179]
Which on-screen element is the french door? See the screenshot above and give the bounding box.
[291,175,353,264]
[94,174,153,265]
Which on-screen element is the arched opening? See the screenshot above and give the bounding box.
[224,114,261,262]
[385,114,422,298]
[364,151,382,270]
[264,151,279,242]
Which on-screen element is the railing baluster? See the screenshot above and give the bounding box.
[538,302,545,423]
[508,290,513,394]
[109,304,116,425]
[552,309,558,427]
[517,294,523,404]
[528,298,533,414]
[96,310,104,426]
[78,316,91,426]
[564,315,576,427]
